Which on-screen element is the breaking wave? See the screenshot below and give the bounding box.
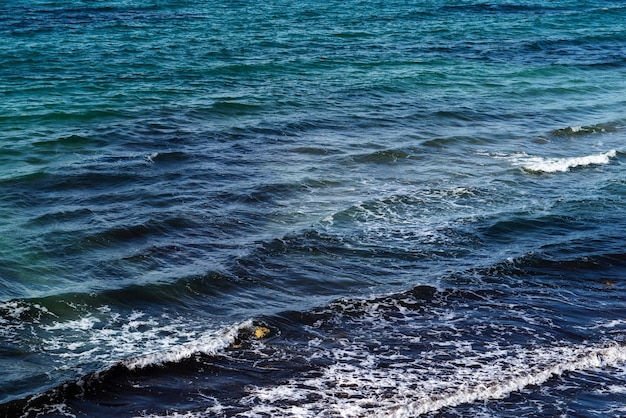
[394,343,626,417]
[508,149,617,173]
[122,319,255,370]
[231,342,626,418]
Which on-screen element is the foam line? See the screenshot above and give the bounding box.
[516,150,617,173]
[122,319,253,370]
[393,343,626,417]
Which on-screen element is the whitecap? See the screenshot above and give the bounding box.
[509,150,617,173]
[122,319,253,370]
[237,341,626,418]
[394,343,626,417]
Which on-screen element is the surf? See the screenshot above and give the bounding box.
[505,149,618,173]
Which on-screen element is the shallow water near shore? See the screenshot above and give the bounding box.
[1,1,626,416]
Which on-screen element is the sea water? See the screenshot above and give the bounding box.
[1,1,626,416]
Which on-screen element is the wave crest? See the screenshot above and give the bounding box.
[122,319,254,370]
[509,150,617,173]
[395,343,626,416]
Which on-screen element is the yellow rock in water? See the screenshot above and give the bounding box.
[254,326,270,339]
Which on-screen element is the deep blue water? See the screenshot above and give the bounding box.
[1,1,626,416]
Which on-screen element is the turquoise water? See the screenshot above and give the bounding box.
[1,1,626,416]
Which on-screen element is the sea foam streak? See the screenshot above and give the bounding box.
[231,342,626,418]
[394,343,626,417]
[511,150,617,173]
[122,319,253,370]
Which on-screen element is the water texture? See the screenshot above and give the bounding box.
[1,0,626,416]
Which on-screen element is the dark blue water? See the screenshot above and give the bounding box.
[1,1,626,416]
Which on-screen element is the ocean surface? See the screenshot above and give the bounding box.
[1,0,626,416]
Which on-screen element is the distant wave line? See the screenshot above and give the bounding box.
[505,149,617,173]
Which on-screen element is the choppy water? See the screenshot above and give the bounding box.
[1,1,626,416]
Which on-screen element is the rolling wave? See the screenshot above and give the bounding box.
[394,343,626,417]
[504,149,618,173]
[551,121,625,137]
[4,251,624,417]
[3,0,626,416]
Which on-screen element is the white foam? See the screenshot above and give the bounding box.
[23,402,77,418]
[0,300,31,319]
[123,319,253,370]
[111,295,626,418]
[586,318,626,330]
[235,341,626,418]
[510,150,617,173]
[603,384,626,395]
[319,186,485,257]
[34,307,252,378]
[145,152,159,163]
[394,343,626,417]
[42,316,101,331]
